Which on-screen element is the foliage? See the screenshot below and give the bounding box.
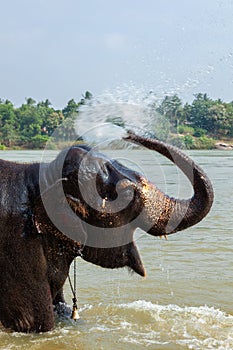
[194,136,216,150]
[177,124,195,135]
[156,94,183,127]
[155,92,233,148]
[150,111,171,141]
[183,135,195,149]
[0,91,232,149]
[193,127,207,137]
[0,92,92,149]
[169,135,185,149]
[29,135,50,149]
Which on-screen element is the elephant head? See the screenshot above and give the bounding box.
[35,132,214,278]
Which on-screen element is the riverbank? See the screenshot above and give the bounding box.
[1,138,233,151]
[166,132,233,150]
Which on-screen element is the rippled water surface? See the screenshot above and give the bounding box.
[0,149,233,350]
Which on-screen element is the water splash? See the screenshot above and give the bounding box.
[76,122,127,145]
[76,87,171,147]
[82,301,233,349]
[2,300,233,349]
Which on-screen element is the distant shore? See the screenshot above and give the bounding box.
[0,139,233,151]
[1,92,233,151]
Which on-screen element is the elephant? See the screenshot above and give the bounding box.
[0,132,214,333]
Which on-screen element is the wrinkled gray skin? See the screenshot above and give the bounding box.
[0,132,214,333]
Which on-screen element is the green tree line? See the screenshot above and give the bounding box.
[0,92,232,149]
[0,91,92,149]
[154,93,233,149]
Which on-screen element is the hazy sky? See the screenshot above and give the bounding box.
[1,0,233,107]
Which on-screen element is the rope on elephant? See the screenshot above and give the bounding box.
[68,258,80,321]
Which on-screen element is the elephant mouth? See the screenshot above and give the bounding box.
[65,194,146,277]
[81,239,146,277]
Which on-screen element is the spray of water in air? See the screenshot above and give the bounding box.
[75,87,172,149]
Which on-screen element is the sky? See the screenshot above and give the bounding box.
[1,0,233,108]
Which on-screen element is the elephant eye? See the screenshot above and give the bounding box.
[99,163,109,181]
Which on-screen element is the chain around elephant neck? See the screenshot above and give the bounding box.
[68,258,80,321]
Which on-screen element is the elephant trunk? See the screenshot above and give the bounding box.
[124,132,214,236]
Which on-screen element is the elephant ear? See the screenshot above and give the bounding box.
[33,192,84,256]
[34,145,91,246]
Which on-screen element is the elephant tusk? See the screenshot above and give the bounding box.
[102,197,108,209]
[159,235,168,240]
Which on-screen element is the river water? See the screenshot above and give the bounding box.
[0,149,232,350]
